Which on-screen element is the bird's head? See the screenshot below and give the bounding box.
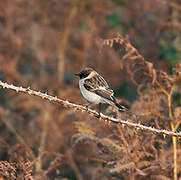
[75,67,95,79]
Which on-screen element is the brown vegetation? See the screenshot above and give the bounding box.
[0,0,181,180]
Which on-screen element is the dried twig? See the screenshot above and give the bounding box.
[0,80,181,138]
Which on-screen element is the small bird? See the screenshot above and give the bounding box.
[75,67,126,115]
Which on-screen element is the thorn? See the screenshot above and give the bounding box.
[28,91,32,95]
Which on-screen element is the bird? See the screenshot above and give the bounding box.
[75,67,126,115]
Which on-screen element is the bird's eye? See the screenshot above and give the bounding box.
[79,71,89,79]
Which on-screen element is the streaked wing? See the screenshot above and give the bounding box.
[94,74,109,88]
[84,73,109,90]
[83,79,95,91]
[94,88,116,103]
[83,73,115,102]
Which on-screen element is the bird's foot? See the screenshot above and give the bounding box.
[85,102,92,111]
[95,112,101,118]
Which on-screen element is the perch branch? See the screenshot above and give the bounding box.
[0,80,181,138]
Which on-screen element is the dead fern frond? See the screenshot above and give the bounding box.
[18,161,34,180]
[0,161,16,180]
[44,153,62,176]
[74,121,95,136]
[102,35,174,95]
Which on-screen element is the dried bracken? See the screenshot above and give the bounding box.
[100,35,181,179]
[0,161,16,180]
[0,0,181,179]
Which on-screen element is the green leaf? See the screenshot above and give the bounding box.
[158,45,180,62]
[107,12,122,27]
[77,23,89,31]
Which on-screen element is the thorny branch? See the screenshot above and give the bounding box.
[0,80,181,138]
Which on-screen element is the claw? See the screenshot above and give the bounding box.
[85,102,92,111]
[95,113,101,118]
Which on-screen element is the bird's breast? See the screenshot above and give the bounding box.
[79,80,102,104]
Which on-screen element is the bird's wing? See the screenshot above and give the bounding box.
[83,79,95,91]
[83,74,116,103]
[84,79,116,102]
[94,88,116,103]
[83,74,109,90]
[95,74,109,88]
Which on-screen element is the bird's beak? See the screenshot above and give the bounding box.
[74,73,80,77]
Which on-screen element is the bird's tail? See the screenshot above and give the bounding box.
[114,102,127,112]
[111,95,127,112]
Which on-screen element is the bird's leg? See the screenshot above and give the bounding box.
[85,102,92,111]
[94,103,102,118]
[95,103,101,118]
[98,103,102,116]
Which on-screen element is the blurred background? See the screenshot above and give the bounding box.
[0,0,181,179]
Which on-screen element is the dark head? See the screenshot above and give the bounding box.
[75,67,95,79]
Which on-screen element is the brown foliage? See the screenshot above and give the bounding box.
[0,0,181,179]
